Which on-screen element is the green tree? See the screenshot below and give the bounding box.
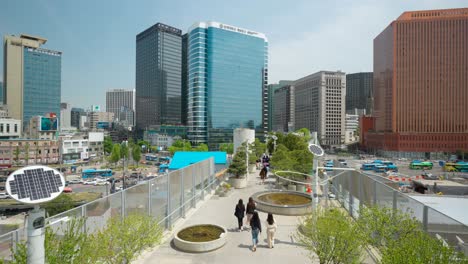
[103,136,113,154]
[24,143,30,165]
[357,206,421,249]
[45,217,93,264]
[168,139,192,155]
[132,144,142,166]
[297,208,364,264]
[13,146,20,166]
[120,142,129,159]
[227,147,247,178]
[193,143,208,152]
[92,213,163,263]
[382,230,468,264]
[296,128,312,141]
[42,194,75,217]
[109,144,121,165]
[250,138,266,159]
[219,143,234,154]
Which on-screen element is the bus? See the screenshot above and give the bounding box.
[82,169,113,179]
[361,163,376,170]
[145,154,158,161]
[324,161,334,171]
[409,160,433,170]
[373,165,386,173]
[444,162,468,172]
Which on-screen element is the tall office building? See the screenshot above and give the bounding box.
[0,82,3,104]
[367,8,468,158]
[267,80,293,132]
[345,72,373,114]
[273,85,295,133]
[106,89,135,126]
[3,34,62,128]
[60,102,72,129]
[71,107,84,129]
[135,23,182,131]
[181,34,188,126]
[294,71,346,147]
[187,22,268,149]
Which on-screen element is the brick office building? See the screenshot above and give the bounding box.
[367,8,468,158]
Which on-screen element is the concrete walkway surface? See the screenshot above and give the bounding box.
[135,170,315,264]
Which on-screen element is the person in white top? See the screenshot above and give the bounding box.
[266,213,277,249]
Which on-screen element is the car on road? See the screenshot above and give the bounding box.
[83,180,97,185]
[94,181,109,186]
[63,187,73,193]
[67,179,83,184]
[0,192,10,199]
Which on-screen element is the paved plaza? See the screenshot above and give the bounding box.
[135,171,316,264]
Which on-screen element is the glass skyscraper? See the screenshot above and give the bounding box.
[3,35,61,128]
[187,22,268,149]
[135,23,182,131]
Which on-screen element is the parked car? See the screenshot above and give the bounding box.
[63,187,73,193]
[0,192,9,199]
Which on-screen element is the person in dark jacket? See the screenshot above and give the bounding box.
[245,197,256,227]
[259,166,268,184]
[250,211,262,252]
[234,199,246,231]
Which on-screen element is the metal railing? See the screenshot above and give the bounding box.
[0,158,222,261]
[330,169,468,252]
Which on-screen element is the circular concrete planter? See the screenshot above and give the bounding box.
[252,190,313,216]
[174,224,227,253]
[230,177,247,189]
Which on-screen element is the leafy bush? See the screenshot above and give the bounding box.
[297,209,364,264]
[227,147,247,178]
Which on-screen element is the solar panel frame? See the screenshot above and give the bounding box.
[6,165,65,204]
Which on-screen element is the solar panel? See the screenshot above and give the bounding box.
[6,165,65,204]
[308,144,324,157]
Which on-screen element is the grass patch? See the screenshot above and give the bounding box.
[258,192,312,206]
[177,225,224,242]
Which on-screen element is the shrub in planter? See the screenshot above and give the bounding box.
[227,148,247,179]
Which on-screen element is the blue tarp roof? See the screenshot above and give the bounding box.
[169,151,227,170]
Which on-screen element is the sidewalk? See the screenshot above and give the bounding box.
[135,170,315,264]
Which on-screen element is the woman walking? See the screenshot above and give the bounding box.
[266,213,277,248]
[245,197,256,227]
[234,199,245,231]
[259,166,267,184]
[250,211,262,252]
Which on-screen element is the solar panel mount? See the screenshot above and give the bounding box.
[6,165,65,204]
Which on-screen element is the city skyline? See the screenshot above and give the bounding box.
[1,0,467,108]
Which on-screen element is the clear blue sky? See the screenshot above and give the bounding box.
[1,0,466,109]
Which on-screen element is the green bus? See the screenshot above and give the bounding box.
[409,160,433,170]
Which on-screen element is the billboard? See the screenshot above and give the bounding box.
[40,116,58,131]
[96,122,110,129]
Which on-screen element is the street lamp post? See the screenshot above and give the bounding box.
[122,140,128,190]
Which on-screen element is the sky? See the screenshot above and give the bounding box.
[0,0,467,109]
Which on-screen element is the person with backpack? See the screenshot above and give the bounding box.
[234,199,245,231]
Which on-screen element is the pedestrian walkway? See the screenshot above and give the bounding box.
[135,171,315,264]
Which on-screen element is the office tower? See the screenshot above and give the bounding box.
[3,34,62,128]
[60,102,71,129]
[345,72,373,114]
[267,80,293,132]
[367,8,468,158]
[294,71,346,147]
[0,82,3,104]
[89,112,114,130]
[181,34,188,126]
[187,22,268,149]
[135,23,182,131]
[106,89,135,126]
[71,108,84,129]
[273,85,295,133]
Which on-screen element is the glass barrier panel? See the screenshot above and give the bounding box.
[427,207,468,246]
[86,196,114,233]
[0,232,13,261]
[183,165,194,214]
[375,182,394,208]
[396,193,424,222]
[150,175,168,222]
[47,207,83,235]
[107,191,123,218]
[169,170,182,221]
[124,181,149,217]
